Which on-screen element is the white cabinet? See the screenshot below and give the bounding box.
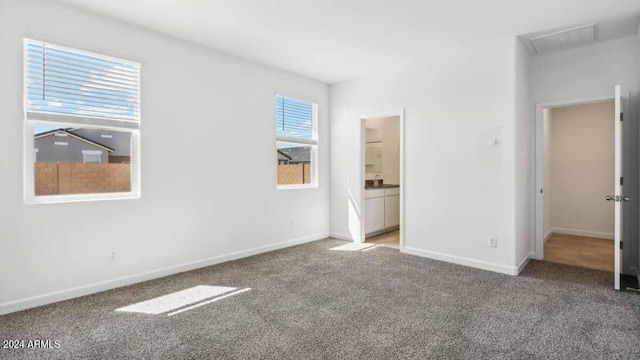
[364,189,385,199]
[365,197,385,234]
[365,187,400,235]
[384,187,400,196]
[384,195,400,228]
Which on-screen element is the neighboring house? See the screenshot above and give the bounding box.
[277,150,292,165]
[72,128,132,163]
[277,146,310,165]
[34,128,130,164]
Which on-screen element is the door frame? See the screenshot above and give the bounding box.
[533,95,614,260]
[359,110,405,251]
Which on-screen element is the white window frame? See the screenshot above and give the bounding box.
[23,39,141,204]
[82,150,102,164]
[275,94,318,190]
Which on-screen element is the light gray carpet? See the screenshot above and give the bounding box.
[1,239,640,359]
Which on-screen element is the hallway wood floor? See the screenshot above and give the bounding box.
[366,230,400,249]
[543,233,614,272]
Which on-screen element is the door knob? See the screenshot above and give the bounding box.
[605,195,630,202]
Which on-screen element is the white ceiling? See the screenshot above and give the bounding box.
[55,0,640,84]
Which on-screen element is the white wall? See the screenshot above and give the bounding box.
[331,37,522,274]
[547,102,615,239]
[364,116,400,185]
[530,35,639,274]
[0,0,330,314]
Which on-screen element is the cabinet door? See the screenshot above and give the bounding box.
[365,197,385,234]
[384,195,400,228]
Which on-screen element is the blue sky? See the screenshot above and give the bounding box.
[27,41,139,135]
[29,42,313,145]
[34,124,58,135]
[276,95,314,142]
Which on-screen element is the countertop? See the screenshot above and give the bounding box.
[365,184,400,190]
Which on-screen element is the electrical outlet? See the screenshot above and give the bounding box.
[108,251,117,262]
[488,237,498,248]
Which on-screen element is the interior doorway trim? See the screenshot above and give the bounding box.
[533,95,614,260]
[359,110,405,252]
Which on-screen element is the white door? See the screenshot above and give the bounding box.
[613,85,624,290]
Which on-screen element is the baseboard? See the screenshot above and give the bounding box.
[516,255,531,275]
[402,247,519,276]
[631,267,640,288]
[0,233,328,316]
[544,230,553,243]
[329,232,355,241]
[364,226,399,239]
[552,227,613,240]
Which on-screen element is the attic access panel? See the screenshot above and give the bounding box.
[531,24,596,55]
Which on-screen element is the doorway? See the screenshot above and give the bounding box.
[541,100,615,272]
[534,86,626,290]
[359,111,404,251]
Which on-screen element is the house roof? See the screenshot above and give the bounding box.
[278,146,310,163]
[277,150,292,161]
[34,128,115,152]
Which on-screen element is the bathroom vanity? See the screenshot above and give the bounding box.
[364,185,400,236]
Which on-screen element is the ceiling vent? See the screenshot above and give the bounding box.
[531,24,596,55]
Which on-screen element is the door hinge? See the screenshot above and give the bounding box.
[620,241,623,249]
[621,113,624,121]
[540,188,543,194]
[620,177,624,186]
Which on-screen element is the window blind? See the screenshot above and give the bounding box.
[276,95,317,145]
[25,40,140,128]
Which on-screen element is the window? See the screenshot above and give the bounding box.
[24,39,141,203]
[275,95,318,188]
[82,150,102,164]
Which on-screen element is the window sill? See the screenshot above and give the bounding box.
[277,184,318,190]
[25,192,140,205]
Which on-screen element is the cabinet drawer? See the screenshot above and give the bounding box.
[384,187,400,196]
[364,189,385,199]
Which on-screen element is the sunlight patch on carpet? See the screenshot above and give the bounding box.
[330,242,376,251]
[116,285,236,314]
[167,288,251,316]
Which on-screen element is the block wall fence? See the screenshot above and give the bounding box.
[34,162,131,195]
